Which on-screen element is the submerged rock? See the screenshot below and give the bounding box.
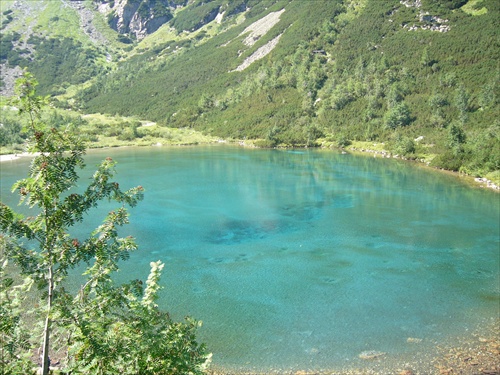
[358,350,386,360]
[407,337,423,343]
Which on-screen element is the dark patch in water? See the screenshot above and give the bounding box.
[206,219,287,245]
[205,253,250,265]
[334,260,353,268]
[207,219,265,244]
[478,292,500,302]
[320,276,338,284]
[331,194,355,208]
[473,269,493,278]
[280,202,323,221]
[352,246,385,256]
[309,248,330,257]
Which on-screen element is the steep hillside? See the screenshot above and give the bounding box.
[0,0,499,181]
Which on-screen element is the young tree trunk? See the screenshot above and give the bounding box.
[41,266,54,375]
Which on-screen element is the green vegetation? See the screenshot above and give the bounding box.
[24,36,106,95]
[461,0,488,15]
[169,0,276,33]
[0,32,23,66]
[0,0,498,181]
[1,0,96,44]
[0,105,217,155]
[0,72,209,375]
[1,30,109,96]
[171,1,221,32]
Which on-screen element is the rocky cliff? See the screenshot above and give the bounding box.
[98,0,173,40]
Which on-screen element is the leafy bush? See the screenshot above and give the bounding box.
[431,150,465,171]
[384,102,412,129]
[0,254,35,374]
[117,122,141,141]
[393,135,416,156]
[0,118,25,147]
[337,135,351,148]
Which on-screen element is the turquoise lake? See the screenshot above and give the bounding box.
[1,145,499,372]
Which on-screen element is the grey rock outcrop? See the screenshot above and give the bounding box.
[99,0,172,40]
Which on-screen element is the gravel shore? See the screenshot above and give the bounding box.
[206,320,499,375]
[0,153,21,162]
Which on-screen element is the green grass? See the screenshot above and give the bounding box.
[461,0,488,16]
[87,128,218,148]
[0,108,219,155]
[79,113,219,147]
[84,125,219,149]
[2,0,87,43]
[136,25,181,51]
[36,1,85,40]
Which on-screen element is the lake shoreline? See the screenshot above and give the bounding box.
[2,142,498,192]
[206,319,499,375]
[0,153,22,161]
[341,145,500,191]
[39,318,499,375]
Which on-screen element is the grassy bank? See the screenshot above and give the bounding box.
[0,107,219,155]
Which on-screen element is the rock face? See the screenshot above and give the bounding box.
[232,9,285,71]
[100,0,172,40]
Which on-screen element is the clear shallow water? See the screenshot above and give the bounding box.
[1,146,499,372]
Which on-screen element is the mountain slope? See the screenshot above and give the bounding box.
[0,0,499,181]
